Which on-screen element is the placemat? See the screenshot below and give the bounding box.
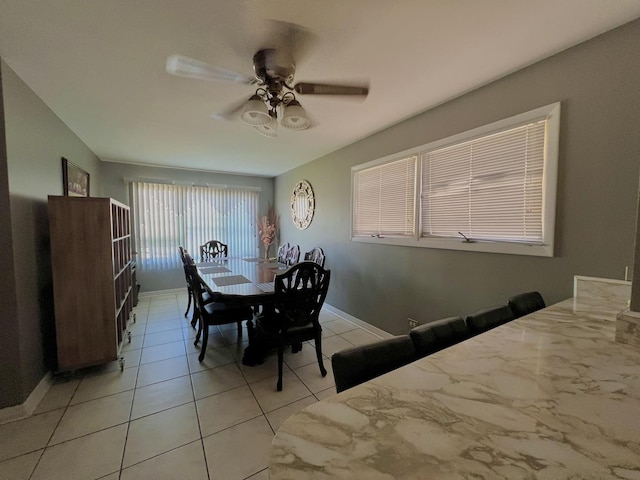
[257,282,274,292]
[199,266,231,274]
[213,275,252,287]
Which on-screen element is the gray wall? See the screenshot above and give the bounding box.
[275,20,640,335]
[0,60,102,407]
[101,161,274,292]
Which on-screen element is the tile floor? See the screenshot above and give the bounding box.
[0,291,385,480]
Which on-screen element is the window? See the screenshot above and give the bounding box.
[351,103,560,256]
[131,182,259,270]
[352,155,417,237]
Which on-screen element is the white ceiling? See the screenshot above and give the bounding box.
[1,1,640,177]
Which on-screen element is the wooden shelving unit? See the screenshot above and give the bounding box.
[48,196,134,371]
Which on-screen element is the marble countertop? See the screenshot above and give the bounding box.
[270,280,640,479]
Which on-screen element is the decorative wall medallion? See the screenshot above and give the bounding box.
[291,180,315,230]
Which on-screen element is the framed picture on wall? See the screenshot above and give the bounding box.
[62,157,90,197]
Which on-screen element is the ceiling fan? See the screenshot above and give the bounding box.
[166,21,369,138]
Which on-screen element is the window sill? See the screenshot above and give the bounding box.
[351,235,553,257]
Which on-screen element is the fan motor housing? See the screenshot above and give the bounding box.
[253,49,295,85]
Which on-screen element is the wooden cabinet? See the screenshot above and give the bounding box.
[48,196,134,371]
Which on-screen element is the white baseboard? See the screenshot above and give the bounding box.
[0,372,53,425]
[323,304,392,339]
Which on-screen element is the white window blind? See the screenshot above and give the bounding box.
[352,155,417,237]
[421,121,546,244]
[131,182,259,270]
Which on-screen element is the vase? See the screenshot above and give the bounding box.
[264,244,270,260]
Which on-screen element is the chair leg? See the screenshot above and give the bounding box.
[198,324,209,362]
[314,334,327,377]
[277,346,284,391]
[184,287,192,318]
[236,320,242,337]
[194,310,202,345]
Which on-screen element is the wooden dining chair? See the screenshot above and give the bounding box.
[199,240,228,261]
[179,246,211,327]
[184,254,253,361]
[304,247,325,267]
[255,261,330,391]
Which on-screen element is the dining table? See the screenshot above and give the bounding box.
[197,256,290,365]
[269,276,640,479]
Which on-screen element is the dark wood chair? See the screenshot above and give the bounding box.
[179,246,211,327]
[465,305,515,336]
[508,291,545,318]
[255,261,330,391]
[331,335,416,393]
[304,247,326,267]
[409,316,469,358]
[184,254,253,361]
[199,240,228,261]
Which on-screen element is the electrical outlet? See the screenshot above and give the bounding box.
[408,317,419,328]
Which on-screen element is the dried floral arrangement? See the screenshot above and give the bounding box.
[258,203,279,259]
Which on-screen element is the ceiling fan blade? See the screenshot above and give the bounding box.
[210,96,251,121]
[293,82,369,96]
[166,55,254,85]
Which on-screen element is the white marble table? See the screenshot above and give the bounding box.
[270,280,640,479]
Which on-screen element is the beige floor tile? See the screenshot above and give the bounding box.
[0,449,42,480]
[340,328,383,346]
[144,319,184,334]
[140,340,186,365]
[0,409,64,462]
[203,416,274,480]
[191,364,247,400]
[314,386,337,401]
[196,385,262,437]
[143,328,184,347]
[120,440,208,480]
[249,371,312,413]
[322,318,359,335]
[147,311,182,323]
[70,367,138,405]
[264,395,317,433]
[283,344,326,370]
[131,375,194,419]
[50,390,133,445]
[320,335,354,357]
[33,379,80,414]
[31,425,127,480]
[182,324,198,339]
[293,362,335,394]
[136,355,190,388]
[186,347,236,373]
[121,333,144,351]
[100,348,142,373]
[127,321,147,336]
[97,473,120,480]
[246,468,270,480]
[238,354,289,384]
[318,310,341,323]
[123,403,200,468]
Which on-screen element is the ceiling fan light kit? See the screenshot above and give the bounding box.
[240,95,271,126]
[166,21,369,139]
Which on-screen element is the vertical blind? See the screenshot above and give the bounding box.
[131,182,259,270]
[352,155,417,237]
[421,120,546,243]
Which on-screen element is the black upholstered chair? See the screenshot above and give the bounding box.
[465,305,515,336]
[255,261,330,391]
[331,335,417,393]
[304,247,326,267]
[184,254,253,361]
[409,316,469,359]
[508,291,546,318]
[199,240,228,261]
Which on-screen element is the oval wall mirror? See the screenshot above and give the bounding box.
[291,180,315,230]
